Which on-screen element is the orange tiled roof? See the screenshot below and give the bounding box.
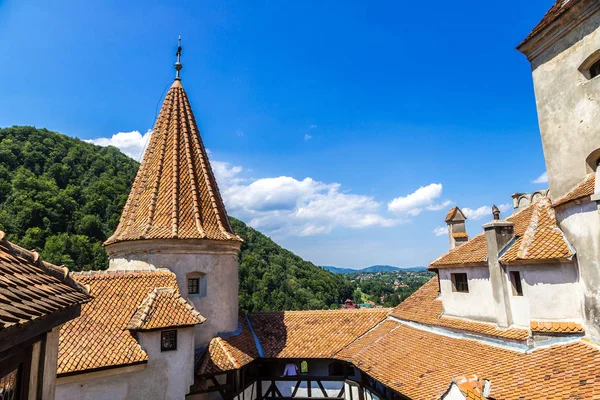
[0,231,90,333]
[530,320,585,334]
[342,319,600,400]
[198,316,259,376]
[126,287,205,331]
[105,80,241,246]
[518,0,582,48]
[248,309,389,359]
[500,197,573,264]
[445,206,466,223]
[58,270,180,375]
[452,232,469,239]
[390,277,530,341]
[431,197,571,268]
[553,173,595,207]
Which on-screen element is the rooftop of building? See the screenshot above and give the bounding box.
[0,230,90,337]
[429,196,573,269]
[104,79,241,246]
[58,269,204,376]
[518,0,582,48]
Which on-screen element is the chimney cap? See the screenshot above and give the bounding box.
[492,205,501,220]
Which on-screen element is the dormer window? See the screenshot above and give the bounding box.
[451,273,469,293]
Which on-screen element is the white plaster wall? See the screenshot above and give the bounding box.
[505,263,581,327]
[528,7,600,199]
[107,240,240,347]
[438,267,496,322]
[556,201,600,339]
[56,327,196,400]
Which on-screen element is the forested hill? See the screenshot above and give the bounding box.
[0,126,352,312]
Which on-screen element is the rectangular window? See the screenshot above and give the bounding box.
[510,271,523,296]
[451,273,469,293]
[161,330,177,352]
[188,278,199,295]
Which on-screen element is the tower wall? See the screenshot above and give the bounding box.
[106,239,241,347]
[523,3,600,199]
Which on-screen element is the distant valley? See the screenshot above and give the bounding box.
[322,265,426,274]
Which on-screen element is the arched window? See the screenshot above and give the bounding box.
[186,272,207,298]
[591,59,600,79]
[579,50,600,80]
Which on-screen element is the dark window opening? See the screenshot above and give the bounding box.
[591,59,600,79]
[510,271,523,296]
[161,330,177,351]
[188,278,199,295]
[451,273,469,293]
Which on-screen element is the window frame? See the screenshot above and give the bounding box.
[578,50,600,80]
[187,278,199,295]
[186,272,207,298]
[509,271,524,296]
[451,273,469,293]
[161,329,178,352]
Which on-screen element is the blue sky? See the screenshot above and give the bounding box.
[0,0,553,268]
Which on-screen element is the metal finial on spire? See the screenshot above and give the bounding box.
[174,36,182,80]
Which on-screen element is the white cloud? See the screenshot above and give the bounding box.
[387,183,450,217]
[309,124,317,129]
[223,175,396,236]
[304,134,312,140]
[433,226,447,236]
[532,171,548,184]
[462,204,511,220]
[85,130,151,160]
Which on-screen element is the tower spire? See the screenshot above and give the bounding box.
[174,36,182,81]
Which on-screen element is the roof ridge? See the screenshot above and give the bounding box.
[71,268,173,276]
[516,199,544,259]
[337,319,401,362]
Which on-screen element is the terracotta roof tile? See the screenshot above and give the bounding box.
[445,206,466,223]
[342,320,600,400]
[126,287,205,331]
[58,270,180,375]
[553,173,595,207]
[105,80,241,245]
[530,320,585,334]
[390,277,530,341]
[431,197,572,268]
[248,309,389,359]
[500,197,573,263]
[0,231,90,333]
[198,316,259,376]
[453,375,488,400]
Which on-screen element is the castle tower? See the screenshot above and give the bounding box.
[517,0,600,199]
[518,0,600,341]
[104,40,242,346]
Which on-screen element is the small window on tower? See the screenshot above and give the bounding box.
[161,330,177,351]
[188,278,199,295]
[187,273,207,298]
[510,271,523,296]
[451,273,469,293]
[591,59,600,79]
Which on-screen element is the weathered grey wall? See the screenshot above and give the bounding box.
[527,7,600,199]
[556,201,600,340]
[55,327,196,400]
[106,239,241,346]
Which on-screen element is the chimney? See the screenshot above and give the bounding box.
[445,207,468,250]
[483,206,514,328]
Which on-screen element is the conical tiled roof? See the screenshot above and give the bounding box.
[105,80,241,245]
